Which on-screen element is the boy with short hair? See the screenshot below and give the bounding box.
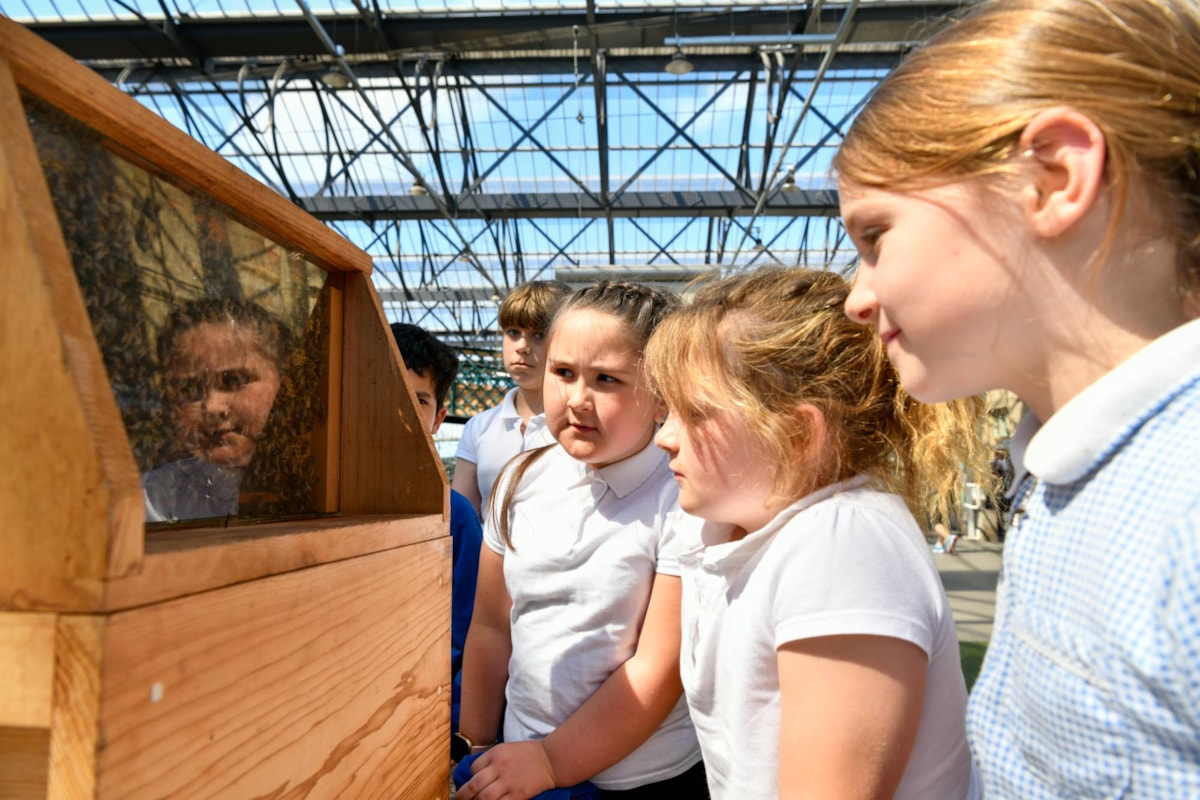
[451,280,572,517]
[390,322,482,736]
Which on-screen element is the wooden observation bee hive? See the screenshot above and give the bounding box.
[0,17,451,799]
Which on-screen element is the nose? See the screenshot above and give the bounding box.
[515,335,532,354]
[566,379,592,413]
[843,268,878,326]
[201,384,233,417]
[654,413,677,454]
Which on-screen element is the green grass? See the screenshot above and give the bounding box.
[959,641,989,691]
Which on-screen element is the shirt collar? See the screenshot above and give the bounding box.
[497,388,521,422]
[1005,412,1037,498]
[592,439,669,499]
[1025,318,1200,484]
[498,388,547,431]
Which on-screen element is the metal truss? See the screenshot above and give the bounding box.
[4,1,969,350]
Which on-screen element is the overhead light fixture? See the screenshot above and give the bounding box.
[320,67,351,90]
[780,171,799,193]
[408,182,428,196]
[753,239,766,252]
[665,49,693,76]
[665,9,693,76]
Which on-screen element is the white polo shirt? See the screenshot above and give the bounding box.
[456,388,554,514]
[484,440,701,790]
[677,476,979,800]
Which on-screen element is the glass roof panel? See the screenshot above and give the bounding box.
[2,0,967,355]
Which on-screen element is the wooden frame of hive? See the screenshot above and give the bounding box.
[0,17,451,799]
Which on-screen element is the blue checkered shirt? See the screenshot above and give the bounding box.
[968,319,1200,798]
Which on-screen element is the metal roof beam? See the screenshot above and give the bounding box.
[18,5,960,64]
[609,69,752,203]
[89,52,902,84]
[299,189,839,220]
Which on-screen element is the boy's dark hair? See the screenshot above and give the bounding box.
[390,322,460,409]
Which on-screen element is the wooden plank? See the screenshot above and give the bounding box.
[0,55,129,612]
[0,614,55,729]
[340,272,448,517]
[95,541,451,799]
[103,514,447,610]
[45,616,105,799]
[0,728,50,800]
[0,18,370,277]
[311,273,344,514]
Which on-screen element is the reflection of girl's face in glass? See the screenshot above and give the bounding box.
[165,321,282,469]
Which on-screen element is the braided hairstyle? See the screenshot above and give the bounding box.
[489,281,680,546]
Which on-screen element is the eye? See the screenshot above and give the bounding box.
[597,373,620,384]
[533,331,546,341]
[553,367,575,379]
[505,328,521,338]
[216,369,252,392]
[856,225,886,257]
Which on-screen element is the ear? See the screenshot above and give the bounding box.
[1017,107,1107,238]
[431,406,448,435]
[791,402,831,477]
[653,399,668,426]
[791,402,824,438]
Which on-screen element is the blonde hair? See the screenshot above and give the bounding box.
[645,266,989,523]
[491,281,680,546]
[498,279,572,332]
[835,0,1200,294]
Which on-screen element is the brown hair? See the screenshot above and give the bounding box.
[158,297,289,373]
[834,0,1200,295]
[644,266,988,523]
[497,279,573,332]
[155,295,318,518]
[490,281,680,546]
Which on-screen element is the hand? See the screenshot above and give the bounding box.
[455,740,558,800]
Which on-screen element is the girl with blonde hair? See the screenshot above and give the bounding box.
[837,0,1200,794]
[646,266,987,800]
